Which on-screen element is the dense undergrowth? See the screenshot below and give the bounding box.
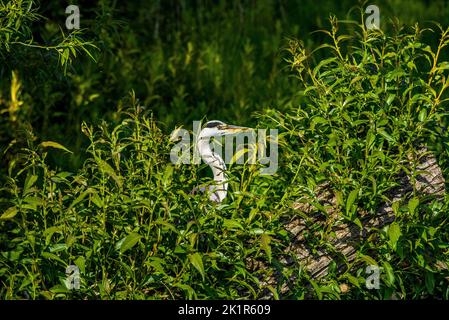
[1,1,449,299]
[259,17,449,299]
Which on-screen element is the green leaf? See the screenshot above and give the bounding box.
[407,61,416,71]
[386,94,396,106]
[153,219,178,233]
[353,217,363,229]
[188,253,205,281]
[69,188,96,209]
[425,271,435,294]
[366,130,376,151]
[408,197,419,215]
[229,147,249,165]
[41,252,66,266]
[377,128,396,143]
[162,164,174,186]
[260,234,272,262]
[23,174,38,195]
[345,274,361,288]
[44,225,64,245]
[50,284,70,294]
[360,254,378,266]
[309,279,323,300]
[223,219,244,230]
[91,192,103,208]
[392,201,400,214]
[49,243,68,253]
[418,108,427,122]
[96,158,123,188]
[115,232,142,253]
[146,257,166,274]
[40,141,73,154]
[310,116,328,131]
[23,196,44,210]
[382,261,395,286]
[173,282,196,299]
[388,222,402,249]
[39,291,54,300]
[0,207,18,220]
[249,228,265,235]
[346,188,359,216]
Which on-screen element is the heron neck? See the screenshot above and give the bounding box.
[197,137,228,202]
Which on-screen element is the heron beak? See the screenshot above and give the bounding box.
[220,124,252,134]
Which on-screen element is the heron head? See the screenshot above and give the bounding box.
[199,120,252,139]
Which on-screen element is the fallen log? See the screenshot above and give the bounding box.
[248,146,446,298]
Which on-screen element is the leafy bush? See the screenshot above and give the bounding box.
[1,1,449,300]
[0,100,285,299]
[259,16,449,298]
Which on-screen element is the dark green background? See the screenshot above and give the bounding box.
[1,0,449,169]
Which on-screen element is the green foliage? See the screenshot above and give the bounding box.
[259,14,449,299]
[0,103,285,299]
[1,0,449,300]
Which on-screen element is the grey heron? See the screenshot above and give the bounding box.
[195,120,251,203]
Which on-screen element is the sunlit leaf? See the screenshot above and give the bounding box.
[188,253,205,281]
[0,207,18,220]
[115,232,142,253]
[388,222,401,249]
[260,233,272,262]
[40,141,73,154]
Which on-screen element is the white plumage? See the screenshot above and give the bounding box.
[195,120,251,203]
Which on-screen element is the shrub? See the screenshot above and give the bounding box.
[0,100,284,299]
[258,16,449,298]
